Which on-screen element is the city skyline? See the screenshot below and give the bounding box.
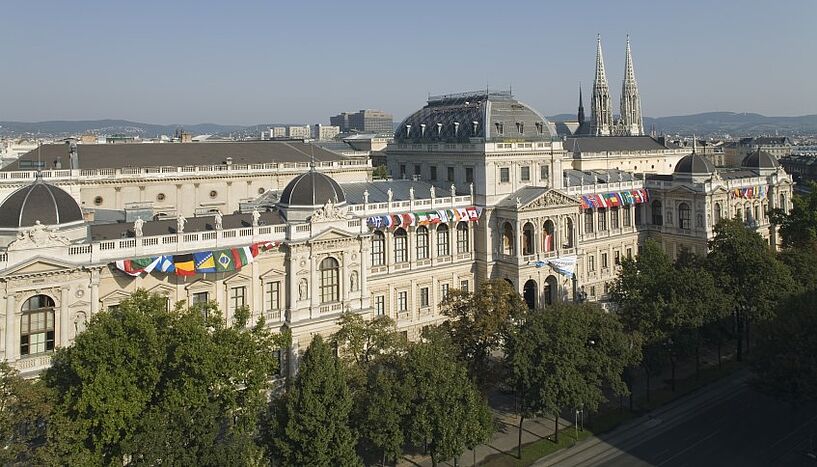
[2,0,816,125]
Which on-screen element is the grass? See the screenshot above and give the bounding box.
[479,359,745,466]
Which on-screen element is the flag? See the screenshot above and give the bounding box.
[532,260,547,268]
[416,212,429,225]
[631,190,642,203]
[157,255,175,273]
[456,208,469,220]
[605,193,620,207]
[428,212,441,224]
[641,189,650,202]
[548,255,578,278]
[466,207,479,220]
[401,213,416,227]
[236,246,254,268]
[436,210,449,223]
[594,194,608,208]
[114,257,160,276]
[194,251,216,273]
[367,216,383,228]
[620,191,634,205]
[580,196,590,209]
[174,254,196,276]
[214,249,236,272]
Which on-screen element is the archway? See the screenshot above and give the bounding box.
[523,279,537,310]
[522,222,535,255]
[543,275,558,306]
[543,219,555,252]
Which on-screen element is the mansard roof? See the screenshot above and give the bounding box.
[88,211,284,241]
[6,141,346,171]
[340,180,467,204]
[563,136,668,153]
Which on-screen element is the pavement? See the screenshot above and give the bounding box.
[536,369,817,467]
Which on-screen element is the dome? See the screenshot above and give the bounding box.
[279,171,346,208]
[674,153,715,175]
[0,180,83,229]
[741,149,780,170]
[394,90,555,143]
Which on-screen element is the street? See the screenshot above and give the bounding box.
[538,371,817,466]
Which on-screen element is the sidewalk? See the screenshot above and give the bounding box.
[396,345,738,467]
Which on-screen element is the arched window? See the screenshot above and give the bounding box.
[371,230,385,266]
[652,200,663,226]
[21,294,55,356]
[522,222,535,255]
[714,202,722,224]
[393,228,408,263]
[416,226,429,260]
[678,203,691,230]
[456,222,469,253]
[780,193,787,211]
[543,220,555,252]
[502,222,514,255]
[320,257,340,303]
[437,224,450,257]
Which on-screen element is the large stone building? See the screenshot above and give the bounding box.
[0,92,793,378]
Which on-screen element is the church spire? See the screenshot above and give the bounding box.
[620,35,644,136]
[591,34,613,136]
[577,83,585,123]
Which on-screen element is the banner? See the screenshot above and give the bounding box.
[580,189,650,210]
[532,256,578,278]
[367,206,484,230]
[113,241,279,278]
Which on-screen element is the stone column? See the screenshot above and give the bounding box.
[60,287,70,347]
[90,270,100,315]
[5,293,17,362]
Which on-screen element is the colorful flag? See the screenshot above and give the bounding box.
[236,246,254,267]
[437,210,449,223]
[213,249,236,272]
[174,254,196,276]
[456,208,469,220]
[194,251,216,273]
[157,255,175,273]
[466,207,479,220]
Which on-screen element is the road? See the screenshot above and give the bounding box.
[537,370,817,466]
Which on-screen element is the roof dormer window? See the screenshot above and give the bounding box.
[405,124,412,137]
[436,122,443,136]
[420,123,426,137]
[516,122,524,134]
[472,121,479,135]
[535,122,543,134]
[495,122,504,135]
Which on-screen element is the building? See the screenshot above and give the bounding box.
[270,127,287,138]
[286,125,312,139]
[332,110,393,134]
[330,113,352,132]
[0,91,793,378]
[724,136,793,167]
[313,124,341,141]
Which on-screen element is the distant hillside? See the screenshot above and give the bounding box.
[0,120,245,138]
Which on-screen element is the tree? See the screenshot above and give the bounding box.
[402,332,493,467]
[357,363,410,466]
[752,289,817,404]
[505,303,639,456]
[372,165,389,180]
[41,290,283,465]
[777,244,817,292]
[331,313,402,371]
[707,219,795,360]
[769,181,817,248]
[267,335,361,466]
[440,279,528,385]
[0,363,52,465]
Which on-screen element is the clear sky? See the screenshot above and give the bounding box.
[2,0,815,125]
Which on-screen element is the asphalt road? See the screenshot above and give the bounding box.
[538,371,817,467]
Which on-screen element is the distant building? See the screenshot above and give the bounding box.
[313,124,340,141]
[270,127,287,138]
[331,110,393,134]
[724,136,793,167]
[286,126,311,139]
[780,154,817,184]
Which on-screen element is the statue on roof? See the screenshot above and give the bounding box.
[176,215,186,234]
[133,217,144,237]
[214,212,223,230]
[252,209,261,227]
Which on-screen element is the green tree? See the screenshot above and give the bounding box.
[267,335,361,466]
[42,290,283,465]
[505,303,638,456]
[357,363,410,466]
[752,289,817,403]
[769,181,817,248]
[331,312,402,371]
[777,244,817,292]
[402,332,493,467]
[0,363,52,465]
[707,219,795,360]
[372,165,389,180]
[440,279,528,385]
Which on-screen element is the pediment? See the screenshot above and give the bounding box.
[519,189,581,211]
[100,290,131,302]
[147,283,175,296]
[185,278,215,291]
[224,272,252,285]
[69,300,91,308]
[666,185,700,194]
[309,227,356,243]
[3,257,78,277]
[260,267,286,279]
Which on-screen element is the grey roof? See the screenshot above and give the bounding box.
[5,141,346,171]
[496,186,550,208]
[89,211,283,241]
[0,179,83,229]
[741,150,780,169]
[564,136,669,153]
[340,180,467,204]
[279,171,346,207]
[563,168,638,186]
[716,168,765,180]
[674,153,715,175]
[394,90,555,143]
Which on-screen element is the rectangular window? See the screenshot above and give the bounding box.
[602,253,608,269]
[420,287,429,307]
[414,164,421,176]
[437,227,450,256]
[611,207,620,229]
[590,286,596,297]
[635,205,643,225]
[230,286,247,312]
[465,167,474,183]
[400,164,406,179]
[375,295,385,316]
[394,232,408,263]
[447,166,455,182]
[265,281,281,311]
[520,166,530,181]
[398,291,408,312]
[598,208,607,231]
[588,254,596,272]
[500,167,510,183]
[460,280,469,292]
[540,165,549,181]
[192,291,209,306]
[441,283,450,301]
[20,310,55,356]
[584,209,594,233]
[456,224,469,253]
[430,166,437,180]
[623,206,632,227]
[627,247,633,258]
[614,250,621,265]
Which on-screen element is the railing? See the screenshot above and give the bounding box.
[319,303,343,314]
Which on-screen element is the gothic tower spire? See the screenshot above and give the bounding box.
[591,34,612,136]
[577,83,585,123]
[620,35,644,136]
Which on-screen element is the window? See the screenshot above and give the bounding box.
[460,280,469,292]
[679,203,691,230]
[614,250,621,265]
[623,205,632,227]
[441,283,450,301]
[635,204,643,225]
[414,165,421,176]
[780,193,787,211]
[371,230,385,266]
[522,222,535,255]
[416,226,430,259]
[456,222,469,253]
[192,291,209,306]
[375,295,385,316]
[430,166,437,180]
[516,122,524,134]
[209,190,218,199]
[584,209,594,233]
[602,252,608,269]
[652,200,663,226]
[400,164,406,178]
[588,254,596,272]
[540,165,549,181]
[420,287,430,307]
[393,228,408,263]
[94,196,103,205]
[20,295,55,356]
[230,286,246,313]
[598,208,607,231]
[465,167,474,183]
[447,167,455,182]
[502,222,514,255]
[495,122,504,135]
[610,207,620,229]
[500,167,510,183]
[398,291,408,312]
[626,247,633,258]
[714,202,722,224]
[320,257,340,303]
[265,281,281,311]
[437,224,450,256]
[520,166,530,181]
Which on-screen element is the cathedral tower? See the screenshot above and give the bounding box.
[577,83,585,124]
[590,35,613,136]
[619,35,644,136]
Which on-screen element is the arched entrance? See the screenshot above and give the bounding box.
[543,275,558,306]
[523,279,537,310]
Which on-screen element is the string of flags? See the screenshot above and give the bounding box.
[114,241,280,277]
[730,185,767,200]
[367,206,483,230]
[579,189,650,210]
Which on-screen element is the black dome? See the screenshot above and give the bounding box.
[0,180,83,229]
[674,153,715,175]
[279,171,345,207]
[741,150,779,170]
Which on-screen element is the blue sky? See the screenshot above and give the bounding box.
[2,0,815,125]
